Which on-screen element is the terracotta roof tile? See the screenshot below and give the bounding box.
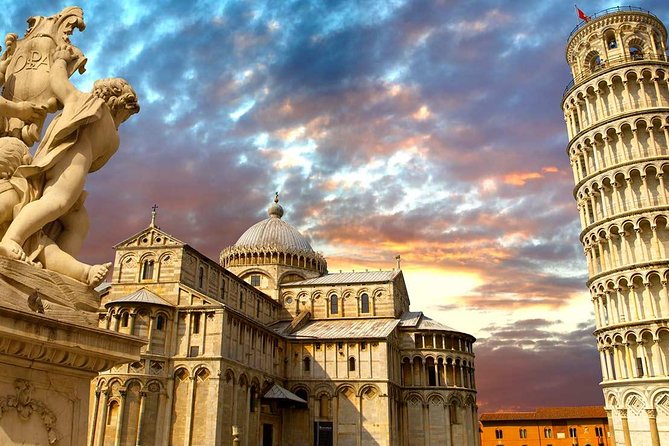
[480,406,607,421]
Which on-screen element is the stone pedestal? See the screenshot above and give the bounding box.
[0,258,143,445]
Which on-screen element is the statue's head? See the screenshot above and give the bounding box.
[92,78,140,124]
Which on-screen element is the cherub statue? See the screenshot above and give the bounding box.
[0,44,139,286]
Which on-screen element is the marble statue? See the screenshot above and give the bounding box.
[0,7,139,288]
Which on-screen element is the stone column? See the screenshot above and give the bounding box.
[599,349,609,380]
[647,409,661,446]
[605,409,617,446]
[129,312,137,336]
[653,77,664,106]
[619,409,632,446]
[623,81,633,110]
[135,390,148,446]
[89,388,101,446]
[184,376,196,446]
[146,316,156,353]
[96,389,110,446]
[115,388,128,446]
[443,402,452,446]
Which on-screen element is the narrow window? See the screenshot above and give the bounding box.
[256,300,261,318]
[360,293,370,313]
[192,313,201,334]
[330,294,338,314]
[141,260,154,280]
[569,427,577,438]
[250,274,261,286]
[361,342,367,351]
[189,346,199,357]
[495,429,503,439]
[249,388,257,412]
[636,357,644,377]
[121,312,129,328]
[303,357,311,372]
[156,315,165,331]
[240,291,244,309]
[544,428,553,438]
[415,334,423,348]
[198,267,204,288]
[519,428,527,439]
[338,342,344,350]
[315,342,321,350]
[220,280,226,299]
[348,357,356,371]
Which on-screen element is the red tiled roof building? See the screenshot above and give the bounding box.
[480,406,611,446]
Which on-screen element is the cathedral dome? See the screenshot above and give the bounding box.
[234,196,314,252]
[220,194,327,275]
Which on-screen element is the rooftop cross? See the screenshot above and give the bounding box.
[151,204,158,228]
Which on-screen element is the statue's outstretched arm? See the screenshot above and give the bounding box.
[49,46,83,105]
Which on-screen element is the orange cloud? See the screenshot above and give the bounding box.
[503,172,543,186]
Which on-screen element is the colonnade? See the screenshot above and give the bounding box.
[565,70,669,138]
[570,117,669,185]
[597,330,669,381]
[401,357,475,390]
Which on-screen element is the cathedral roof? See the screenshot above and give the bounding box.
[105,288,173,307]
[233,194,315,253]
[400,311,468,334]
[284,269,399,286]
[271,318,400,339]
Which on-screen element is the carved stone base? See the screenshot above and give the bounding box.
[0,270,143,445]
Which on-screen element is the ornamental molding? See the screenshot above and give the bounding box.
[0,379,60,444]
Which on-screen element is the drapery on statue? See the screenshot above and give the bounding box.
[0,7,140,289]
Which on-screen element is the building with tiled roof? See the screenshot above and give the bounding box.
[480,406,610,446]
[89,196,479,446]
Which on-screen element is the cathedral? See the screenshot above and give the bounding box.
[88,196,479,446]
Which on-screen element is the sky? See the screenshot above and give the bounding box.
[3,0,668,412]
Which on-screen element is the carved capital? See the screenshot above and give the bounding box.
[646,408,657,418]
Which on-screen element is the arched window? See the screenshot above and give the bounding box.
[495,429,503,439]
[239,291,244,309]
[156,315,165,331]
[141,260,154,280]
[330,294,338,314]
[249,387,257,412]
[295,388,308,403]
[107,400,119,425]
[519,428,527,438]
[630,45,643,60]
[198,267,204,288]
[348,357,356,372]
[303,357,311,372]
[121,312,129,328]
[360,293,370,313]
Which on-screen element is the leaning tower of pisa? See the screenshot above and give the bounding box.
[564,6,669,446]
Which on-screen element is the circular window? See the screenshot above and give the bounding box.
[286,297,293,304]
[156,237,162,242]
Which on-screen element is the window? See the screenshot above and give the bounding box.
[198,267,204,288]
[156,315,165,331]
[249,388,257,412]
[338,342,344,350]
[569,427,577,438]
[121,312,129,328]
[348,357,356,372]
[256,300,261,318]
[361,342,367,350]
[415,334,423,348]
[330,294,338,314]
[608,38,617,49]
[303,357,311,372]
[360,293,370,313]
[239,291,244,309]
[595,427,603,437]
[544,428,553,438]
[220,280,226,299]
[250,274,261,286]
[192,313,201,334]
[141,260,154,280]
[315,342,321,350]
[636,357,644,377]
[519,428,527,439]
[189,346,199,357]
[495,429,503,439]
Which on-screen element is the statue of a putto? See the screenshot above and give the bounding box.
[0,6,139,290]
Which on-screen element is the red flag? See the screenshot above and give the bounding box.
[576,5,590,22]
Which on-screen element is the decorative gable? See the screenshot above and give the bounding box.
[114,226,186,250]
